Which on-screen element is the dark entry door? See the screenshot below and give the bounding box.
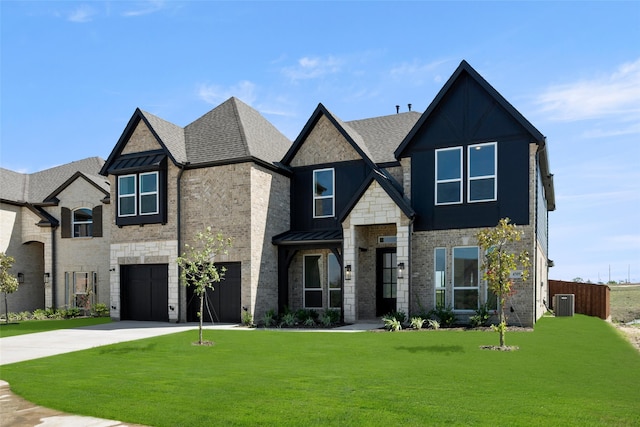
[376,248,397,316]
[120,264,168,321]
[187,262,241,323]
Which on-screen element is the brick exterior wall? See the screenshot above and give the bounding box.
[289,115,361,167]
[109,117,290,323]
[47,178,111,310]
[0,203,45,314]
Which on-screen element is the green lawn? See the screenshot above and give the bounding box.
[0,317,111,337]
[1,315,638,426]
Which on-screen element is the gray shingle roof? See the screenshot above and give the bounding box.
[184,97,291,165]
[346,112,421,164]
[140,111,187,164]
[0,157,108,203]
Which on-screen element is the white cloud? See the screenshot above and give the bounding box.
[68,5,96,23]
[122,0,166,17]
[389,58,451,84]
[281,55,343,81]
[198,81,257,106]
[535,58,640,123]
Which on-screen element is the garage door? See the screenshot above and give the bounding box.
[187,262,241,323]
[120,264,169,322]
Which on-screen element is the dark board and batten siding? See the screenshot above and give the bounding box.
[290,159,369,232]
[406,73,533,231]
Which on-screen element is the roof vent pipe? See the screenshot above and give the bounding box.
[396,105,400,114]
[408,103,412,112]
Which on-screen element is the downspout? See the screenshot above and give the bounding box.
[176,162,190,322]
[51,226,58,309]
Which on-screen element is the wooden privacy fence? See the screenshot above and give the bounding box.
[549,280,610,320]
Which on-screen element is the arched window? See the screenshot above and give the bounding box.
[73,208,93,237]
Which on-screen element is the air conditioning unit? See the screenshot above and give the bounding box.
[554,294,575,317]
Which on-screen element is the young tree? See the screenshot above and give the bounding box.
[477,218,530,348]
[0,253,20,324]
[176,227,232,345]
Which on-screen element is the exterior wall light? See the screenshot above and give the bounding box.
[44,272,50,283]
[345,265,352,281]
[397,263,405,279]
[17,273,24,283]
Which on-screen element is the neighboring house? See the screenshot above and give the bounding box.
[274,60,555,326]
[0,158,111,315]
[99,97,291,323]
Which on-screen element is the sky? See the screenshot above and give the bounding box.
[1,1,639,283]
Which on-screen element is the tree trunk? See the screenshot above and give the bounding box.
[198,293,204,344]
[3,292,8,324]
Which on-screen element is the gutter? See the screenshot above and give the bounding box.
[176,162,190,322]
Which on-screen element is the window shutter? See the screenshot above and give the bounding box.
[61,207,71,238]
[92,205,103,237]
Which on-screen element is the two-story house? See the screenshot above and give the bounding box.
[0,158,111,315]
[274,60,555,326]
[99,97,291,323]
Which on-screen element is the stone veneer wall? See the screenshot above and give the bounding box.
[121,121,162,155]
[342,180,411,322]
[110,240,179,321]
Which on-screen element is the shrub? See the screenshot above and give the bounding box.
[384,310,406,323]
[91,303,110,318]
[280,312,296,327]
[469,303,491,328]
[429,305,456,328]
[383,315,402,331]
[427,319,440,330]
[410,316,425,330]
[295,309,318,323]
[262,309,277,327]
[241,309,254,327]
[303,317,316,327]
[64,307,82,318]
[32,309,48,320]
[319,309,340,327]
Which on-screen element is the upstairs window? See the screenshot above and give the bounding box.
[73,208,93,237]
[117,172,159,218]
[313,168,334,218]
[118,175,136,217]
[435,143,498,205]
[139,172,159,215]
[435,147,462,205]
[468,142,497,202]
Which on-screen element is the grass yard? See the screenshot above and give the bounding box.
[1,315,639,426]
[0,317,111,337]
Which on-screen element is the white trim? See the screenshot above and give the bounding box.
[72,207,93,238]
[313,168,335,218]
[452,246,480,312]
[303,254,323,309]
[434,247,446,307]
[327,253,341,309]
[435,147,463,205]
[117,174,137,217]
[467,142,497,203]
[139,171,159,215]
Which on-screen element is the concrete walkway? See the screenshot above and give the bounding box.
[0,320,382,426]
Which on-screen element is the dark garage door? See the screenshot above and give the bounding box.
[120,264,169,322]
[187,262,241,323]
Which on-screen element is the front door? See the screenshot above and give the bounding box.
[376,248,397,316]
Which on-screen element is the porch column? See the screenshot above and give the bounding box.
[396,222,410,316]
[342,223,357,323]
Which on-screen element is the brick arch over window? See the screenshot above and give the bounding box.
[61,206,103,238]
